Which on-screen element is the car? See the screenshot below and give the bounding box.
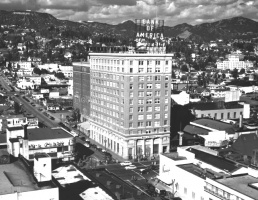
[125,165,137,170]
[120,161,132,166]
[50,116,55,120]
[139,168,151,174]
[96,146,102,152]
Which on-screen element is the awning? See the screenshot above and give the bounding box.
[156,175,173,185]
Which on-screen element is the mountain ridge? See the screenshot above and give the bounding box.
[0,10,258,42]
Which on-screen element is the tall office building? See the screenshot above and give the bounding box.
[73,62,91,122]
[89,53,173,159]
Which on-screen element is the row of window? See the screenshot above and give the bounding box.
[91,78,120,88]
[200,111,241,119]
[137,75,170,82]
[130,83,169,90]
[129,98,169,105]
[92,86,120,96]
[128,128,168,135]
[91,59,168,66]
[130,105,169,112]
[91,96,120,104]
[129,120,168,128]
[129,113,168,120]
[130,66,170,73]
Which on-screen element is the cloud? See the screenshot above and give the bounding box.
[0,0,258,26]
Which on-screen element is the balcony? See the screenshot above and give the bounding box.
[204,186,231,200]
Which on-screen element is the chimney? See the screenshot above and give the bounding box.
[178,131,184,146]
[239,114,243,128]
[23,124,28,139]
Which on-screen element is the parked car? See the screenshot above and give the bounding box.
[120,161,132,166]
[96,146,102,152]
[125,165,137,170]
[140,168,151,174]
[91,144,97,149]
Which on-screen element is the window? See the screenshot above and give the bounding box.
[138,122,144,127]
[164,120,168,125]
[129,107,133,113]
[139,76,144,81]
[147,76,153,81]
[184,188,187,194]
[165,60,168,65]
[138,130,143,134]
[165,76,169,80]
[138,83,144,89]
[146,91,152,97]
[138,115,144,120]
[146,99,152,104]
[130,84,133,89]
[129,92,133,97]
[214,113,217,119]
[155,83,161,89]
[154,106,160,111]
[130,60,133,65]
[147,67,152,72]
[155,67,161,72]
[139,60,143,65]
[130,68,133,73]
[129,123,133,128]
[138,99,144,104]
[146,130,151,134]
[155,60,160,65]
[138,91,144,97]
[227,112,230,119]
[146,106,152,112]
[138,68,144,73]
[165,90,168,96]
[164,105,168,111]
[155,75,161,81]
[165,98,169,103]
[192,192,195,199]
[221,113,224,119]
[155,113,160,119]
[147,114,152,119]
[164,113,168,118]
[155,99,160,104]
[155,91,160,96]
[138,107,144,112]
[165,83,169,88]
[234,112,236,118]
[129,115,133,120]
[129,99,133,105]
[146,121,152,127]
[130,76,133,82]
[147,83,152,89]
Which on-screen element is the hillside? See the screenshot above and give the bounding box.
[0,10,258,42]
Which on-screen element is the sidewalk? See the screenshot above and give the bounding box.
[79,132,127,162]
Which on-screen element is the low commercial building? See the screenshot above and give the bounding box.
[191,101,250,120]
[0,153,59,200]
[158,145,258,200]
[6,125,75,161]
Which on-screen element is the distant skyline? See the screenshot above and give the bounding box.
[1,0,258,26]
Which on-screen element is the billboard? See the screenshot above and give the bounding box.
[135,19,166,53]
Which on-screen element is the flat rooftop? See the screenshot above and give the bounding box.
[0,160,54,195]
[52,164,91,186]
[183,124,210,135]
[187,148,239,173]
[193,119,235,134]
[27,127,73,141]
[80,186,113,200]
[162,152,187,161]
[216,174,258,199]
[178,163,216,179]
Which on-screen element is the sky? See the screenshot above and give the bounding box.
[1,0,258,26]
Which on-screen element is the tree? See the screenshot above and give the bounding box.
[231,68,238,79]
[33,67,41,75]
[239,68,245,74]
[181,65,188,72]
[40,69,49,74]
[55,72,65,79]
[72,108,81,122]
[14,102,20,114]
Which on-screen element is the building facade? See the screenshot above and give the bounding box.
[89,53,173,159]
[216,54,254,70]
[73,62,91,122]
